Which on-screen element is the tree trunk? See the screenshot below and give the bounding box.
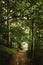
[7,8,10,46]
[31,20,35,59]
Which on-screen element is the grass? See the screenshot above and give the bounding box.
[0,45,17,65]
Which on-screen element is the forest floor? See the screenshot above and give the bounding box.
[0,45,32,65]
[0,45,43,65]
[9,50,32,65]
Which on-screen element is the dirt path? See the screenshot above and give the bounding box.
[9,50,32,65]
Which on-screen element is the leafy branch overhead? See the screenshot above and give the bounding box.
[0,0,43,51]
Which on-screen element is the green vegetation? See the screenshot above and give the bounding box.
[0,45,17,65]
[0,45,17,54]
[0,0,43,65]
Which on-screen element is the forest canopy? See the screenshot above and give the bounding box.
[0,0,43,59]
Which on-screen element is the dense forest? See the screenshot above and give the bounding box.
[0,0,43,65]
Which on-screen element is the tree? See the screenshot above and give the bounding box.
[0,1,43,64]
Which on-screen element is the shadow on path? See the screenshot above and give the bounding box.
[9,50,32,65]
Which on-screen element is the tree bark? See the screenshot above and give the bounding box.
[7,8,10,46]
[31,20,35,59]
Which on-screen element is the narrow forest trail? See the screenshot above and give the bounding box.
[9,50,32,65]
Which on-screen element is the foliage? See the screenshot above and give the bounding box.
[0,0,43,65]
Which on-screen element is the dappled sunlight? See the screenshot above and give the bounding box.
[21,42,28,50]
[0,0,43,65]
[9,50,32,65]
